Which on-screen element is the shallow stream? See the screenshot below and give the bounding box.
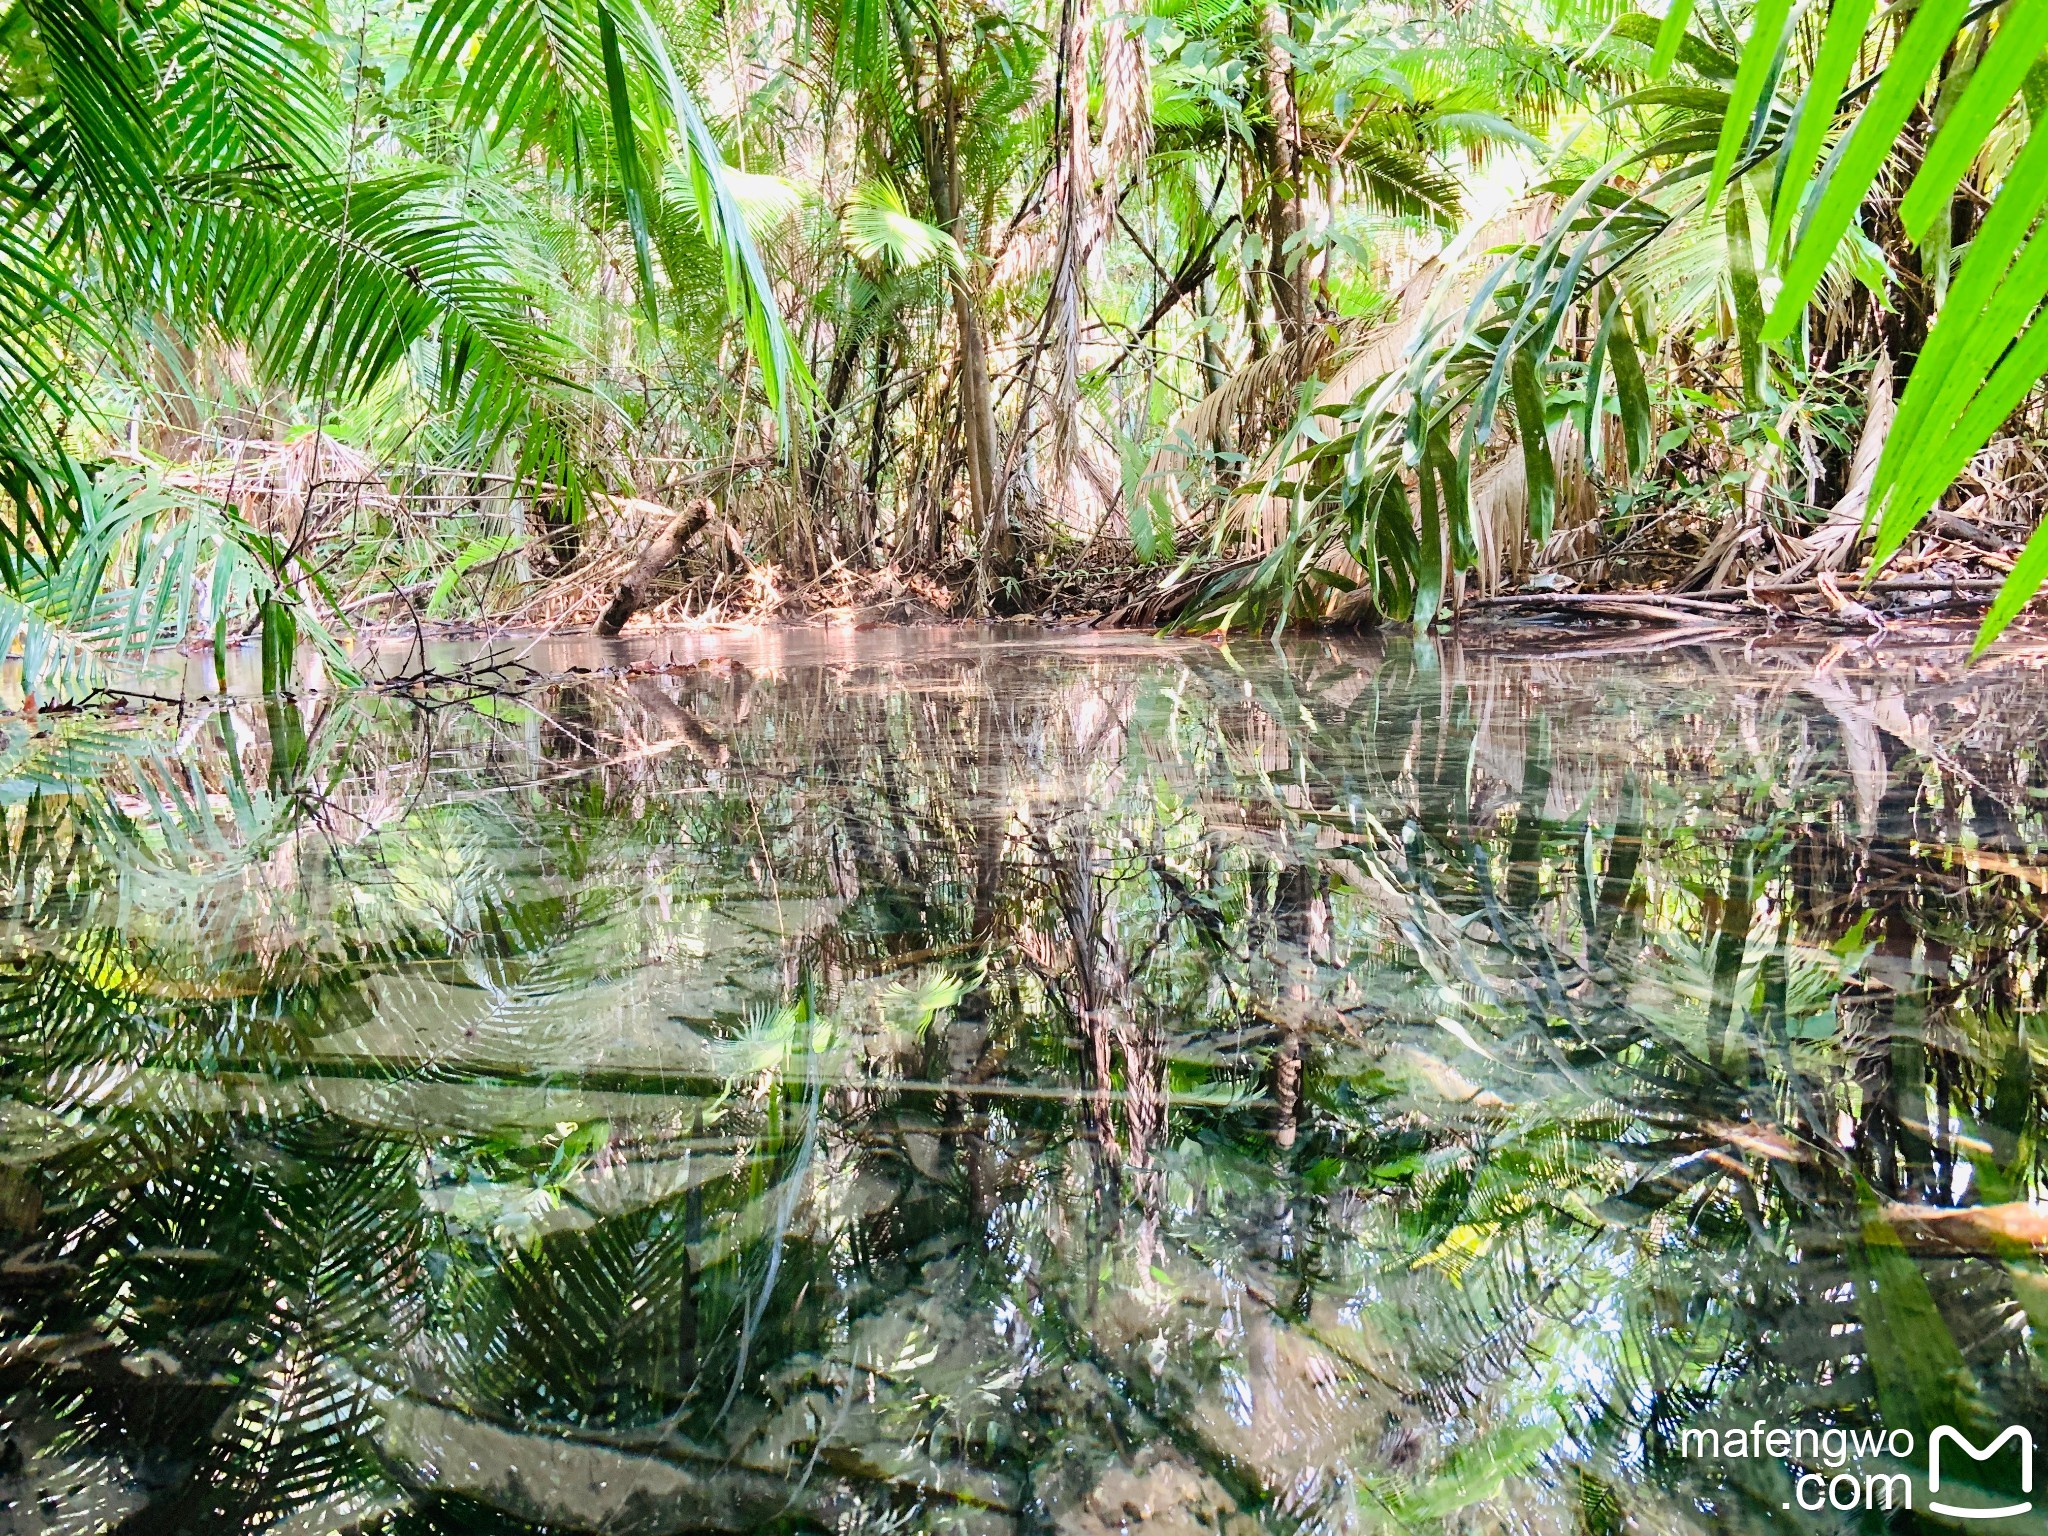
[3,628,2045,1534]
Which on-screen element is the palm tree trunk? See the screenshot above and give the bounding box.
[954,285,1010,585]
[1260,0,1307,350]
[864,331,893,516]
[930,72,1014,608]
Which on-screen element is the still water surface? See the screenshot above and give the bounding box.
[4,628,2047,1534]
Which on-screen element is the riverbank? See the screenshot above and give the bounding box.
[339,487,2041,643]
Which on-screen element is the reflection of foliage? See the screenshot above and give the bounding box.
[0,642,2043,1532]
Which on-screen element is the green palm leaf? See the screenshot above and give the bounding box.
[1898,0,2048,244]
[153,0,345,172]
[412,0,804,429]
[1765,0,1972,340]
[841,179,962,270]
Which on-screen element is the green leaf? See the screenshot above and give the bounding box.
[624,0,805,433]
[1580,304,1610,469]
[411,0,804,432]
[1372,475,1415,621]
[1430,423,1473,570]
[427,533,521,616]
[1851,1188,1979,1440]
[1706,0,1793,212]
[1605,288,1654,476]
[178,170,569,452]
[1767,0,1973,341]
[599,4,660,327]
[158,0,345,173]
[1768,0,1877,258]
[259,597,298,696]
[1725,187,1766,407]
[1511,346,1557,542]
[1881,311,2048,563]
[840,180,963,271]
[1902,2,2048,244]
[1871,126,2048,555]
[1973,516,2048,655]
[1652,0,1697,78]
[1415,461,1443,632]
[1128,487,1176,564]
[1613,9,1737,77]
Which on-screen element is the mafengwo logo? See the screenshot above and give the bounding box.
[1929,1427,2034,1521]
[1678,1420,2035,1517]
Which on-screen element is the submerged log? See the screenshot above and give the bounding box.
[595,498,713,637]
[1882,1201,2048,1255]
[377,1395,808,1533]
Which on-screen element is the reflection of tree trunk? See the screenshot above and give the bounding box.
[1855,909,1927,1198]
[546,683,604,761]
[1706,833,1773,1097]
[949,682,1013,1227]
[1270,860,1327,1149]
[1589,775,1643,968]
[970,691,1010,944]
[1033,830,1135,1164]
[676,1241,699,1395]
[1504,718,1552,911]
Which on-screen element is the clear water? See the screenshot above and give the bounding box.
[4,628,2046,1534]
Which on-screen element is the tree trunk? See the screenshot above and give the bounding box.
[804,328,864,510]
[863,330,894,536]
[594,499,712,636]
[926,40,1015,609]
[1260,0,1307,350]
[953,285,1012,597]
[1197,280,1225,396]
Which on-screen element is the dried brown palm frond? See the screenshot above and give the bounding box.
[1097,13,1152,187]
[1134,324,1348,545]
[1784,354,1894,577]
[1469,419,1610,593]
[161,434,398,546]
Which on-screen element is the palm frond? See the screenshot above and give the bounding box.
[411,0,805,429]
[841,179,963,271]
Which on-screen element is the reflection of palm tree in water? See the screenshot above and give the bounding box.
[8,643,2048,1533]
[1268,859,1328,1150]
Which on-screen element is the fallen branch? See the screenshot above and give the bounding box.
[1928,510,2015,552]
[595,499,714,638]
[1693,575,2009,602]
[1467,591,1746,619]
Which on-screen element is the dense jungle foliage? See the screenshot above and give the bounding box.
[2,0,2048,690]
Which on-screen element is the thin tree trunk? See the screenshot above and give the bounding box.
[1197,279,1225,396]
[953,286,1012,597]
[1260,0,1307,350]
[863,331,894,542]
[925,33,1014,609]
[805,328,864,508]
